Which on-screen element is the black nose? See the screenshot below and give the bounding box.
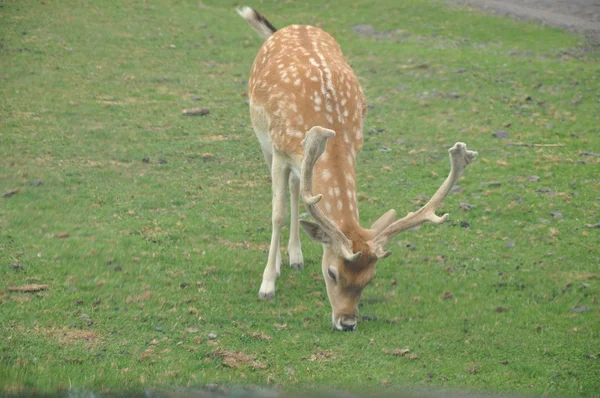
[340,319,357,331]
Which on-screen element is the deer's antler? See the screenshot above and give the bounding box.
[299,126,362,262]
[372,142,477,255]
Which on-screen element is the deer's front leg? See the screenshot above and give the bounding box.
[258,153,289,300]
[288,174,304,270]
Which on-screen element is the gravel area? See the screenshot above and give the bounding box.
[447,0,600,45]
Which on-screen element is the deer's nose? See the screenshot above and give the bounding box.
[339,316,357,331]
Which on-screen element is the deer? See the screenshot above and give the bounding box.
[237,6,477,331]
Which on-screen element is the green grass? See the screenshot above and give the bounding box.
[1,0,599,396]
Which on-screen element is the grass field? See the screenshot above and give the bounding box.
[1,0,599,396]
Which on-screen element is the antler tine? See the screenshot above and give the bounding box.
[373,142,477,250]
[300,126,362,262]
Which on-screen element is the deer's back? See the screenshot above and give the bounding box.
[248,24,366,157]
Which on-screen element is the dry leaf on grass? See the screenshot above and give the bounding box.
[3,189,19,198]
[8,284,49,293]
[391,348,411,356]
[182,107,210,116]
[248,331,272,341]
[212,348,266,370]
[43,327,99,346]
[308,350,336,362]
[185,328,200,334]
[441,291,454,300]
[386,348,418,359]
[125,290,152,303]
[55,232,70,239]
[140,346,155,361]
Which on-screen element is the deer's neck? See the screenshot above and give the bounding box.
[313,143,359,233]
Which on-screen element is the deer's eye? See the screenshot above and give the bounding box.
[327,266,338,282]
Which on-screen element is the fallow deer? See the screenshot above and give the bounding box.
[237,7,477,331]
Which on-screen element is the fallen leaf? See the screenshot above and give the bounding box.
[8,284,49,292]
[309,350,336,361]
[182,107,210,116]
[492,130,509,139]
[459,203,473,211]
[391,348,410,356]
[55,232,70,239]
[441,291,454,300]
[248,331,272,341]
[3,189,19,198]
[571,306,590,313]
[185,328,200,334]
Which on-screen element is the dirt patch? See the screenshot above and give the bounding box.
[125,290,153,303]
[7,284,48,293]
[247,331,272,341]
[212,348,266,370]
[213,237,270,252]
[307,350,338,362]
[447,0,600,44]
[201,135,230,142]
[42,327,100,346]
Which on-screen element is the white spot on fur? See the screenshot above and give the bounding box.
[337,200,343,210]
[288,129,303,138]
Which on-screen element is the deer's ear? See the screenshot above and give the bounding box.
[300,220,331,245]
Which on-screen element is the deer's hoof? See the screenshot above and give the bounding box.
[258,280,275,300]
[258,291,274,300]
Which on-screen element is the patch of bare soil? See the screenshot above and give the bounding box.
[41,327,100,346]
[7,284,49,293]
[307,350,338,362]
[212,348,266,370]
[447,0,600,45]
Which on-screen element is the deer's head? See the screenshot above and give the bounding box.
[300,127,477,331]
